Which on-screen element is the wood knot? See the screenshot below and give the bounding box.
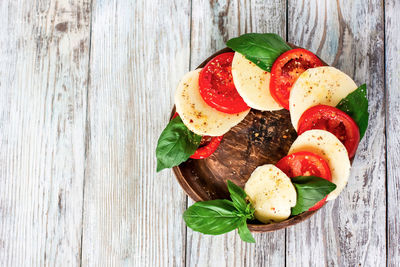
[55,22,68,32]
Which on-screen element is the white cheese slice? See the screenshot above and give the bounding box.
[289,66,358,131]
[231,52,283,111]
[175,69,250,136]
[288,129,351,201]
[244,164,297,223]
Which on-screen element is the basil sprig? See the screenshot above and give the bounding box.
[156,116,202,172]
[226,33,291,72]
[336,84,369,139]
[183,180,256,243]
[291,176,337,215]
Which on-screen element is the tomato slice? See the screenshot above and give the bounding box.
[199,52,249,114]
[171,112,179,119]
[270,48,324,109]
[190,135,223,159]
[297,105,360,158]
[276,151,332,211]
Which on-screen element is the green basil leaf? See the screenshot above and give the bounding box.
[183,199,243,235]
[226,33,291,72]
[336,84,369,139]
[156,116,202,172]
[245,202,255,219]
[227,180,248,212]
[291,176,337,215]
[237,219,255,243]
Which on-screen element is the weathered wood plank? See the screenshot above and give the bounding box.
[81,0,191,266]
[0,0,91,266]
[186,1,287,266]
[286,0,386,266]
[386,0,400,266]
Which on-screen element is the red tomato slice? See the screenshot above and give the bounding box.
[270,48,324,109]
[297,105,360,158]
[172,112,179,119]
[190,135,223,159]
[276,151,332,211]
[199,52,249,114]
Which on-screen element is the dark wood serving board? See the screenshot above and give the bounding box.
[172,47,318,232]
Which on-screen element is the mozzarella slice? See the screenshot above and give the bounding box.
[245,164,297,223]
[232,52,283,111]
[289,66,358,131]
[288,129,351,201]
[175,69,250,136]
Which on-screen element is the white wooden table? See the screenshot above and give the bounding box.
[1,0,399,266]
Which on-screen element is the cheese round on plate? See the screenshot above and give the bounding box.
[231,52,283,111]
[175,69,250,136]
[244,164,297,223]
[289,66,357,131]
[288,129,351,201]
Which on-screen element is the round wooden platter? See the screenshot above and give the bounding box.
[172,47,318,232]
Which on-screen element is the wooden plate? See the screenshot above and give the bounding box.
[172,47,318,232]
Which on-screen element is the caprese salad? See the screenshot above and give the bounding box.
[156,33,369,243]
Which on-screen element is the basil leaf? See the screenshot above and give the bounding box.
[336,84,369,139]
[227,180,248,212]
[183,199,243,235]
[156,116,202,172]
[237,219,256,243]
[226,33,291,72]
[291,176,337,215]
[245,202,255,219]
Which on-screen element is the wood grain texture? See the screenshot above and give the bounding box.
[0,0,397,266]
[81,0,191,266]
[287,0,386,266]
[386,0,400,266]
[186,1,287,266]
[0,0,91,266]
